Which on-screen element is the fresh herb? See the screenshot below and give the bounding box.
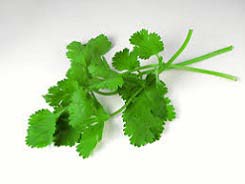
[26,29,237,158]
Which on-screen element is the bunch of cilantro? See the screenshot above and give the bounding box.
[26,29,237,158]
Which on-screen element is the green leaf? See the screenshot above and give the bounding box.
[68,86,109,130]
[43,79,78,109]
[112,48,139,71]
[26,109,57,148]
[66,62,89,85]
[130,29,164,59]
[68,87,95,129]
[66,34,111,65]
[88,57,123,91]
[86,34,112,56]
[54,112,81,146]
[164,97,176,121]
[67,86,109,157]
[65,34,113,89]
[122,76,169,146]
[76,122,104,158]
[66,41,86,65]
[118,73,144,101]
[66,35,112,87]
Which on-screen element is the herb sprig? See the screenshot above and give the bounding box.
[26,29,237,158]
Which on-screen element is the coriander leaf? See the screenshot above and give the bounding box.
[86,34,112,56]
[88,57,123,91]
[66,62,89,85]
[76,122,104,158]
[68,86,109,130]
[122,75,168,146]
[112,48,139,71]
[92,99,110,122]
[68,87,95,129]
[66,34,111,66]
[164,97,176,121]
[66,41,86,65]
[43,79,78,109]
[66,35,112,85]
[54,112,81,146]
[26,109,57,148]
[130,29,164,59]
[118,73,144,101]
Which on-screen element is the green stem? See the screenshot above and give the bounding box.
[109,104,126,117]
[155,54,162,84]
[155,65,159,84]
[176,46,234,66]
[94,90,118,96]
[140,69,155,75]
[128,64,157,73]
[109,87,143,117]
[139,62,238,81]
[169,65,238,81]
[156,54,163,63]
[166,29,193,65]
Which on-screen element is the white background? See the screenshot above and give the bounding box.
[0,0,244,183]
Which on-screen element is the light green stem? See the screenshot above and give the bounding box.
[176,46,234,66]
[166,29,193,65]
[94,90,118,96]
[129,64,157,73]
[169,65,238,81]
[109,87,143,117]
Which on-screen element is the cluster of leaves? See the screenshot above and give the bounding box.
[26,29,176,158]
[26,29,236,158]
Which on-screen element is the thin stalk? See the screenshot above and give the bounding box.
[156,54,163,63]
[155,54,162,84]
[94,90,118,96]
[155,65,159,84]
[166,29,193,65]
[140,69,155,75]
[176,45,234,66]
[169,64,238,81]
[109,87,143,117]
[109,104,126,117]
[127,64,157,73]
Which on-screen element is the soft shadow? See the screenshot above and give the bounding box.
[95,116,123,152]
